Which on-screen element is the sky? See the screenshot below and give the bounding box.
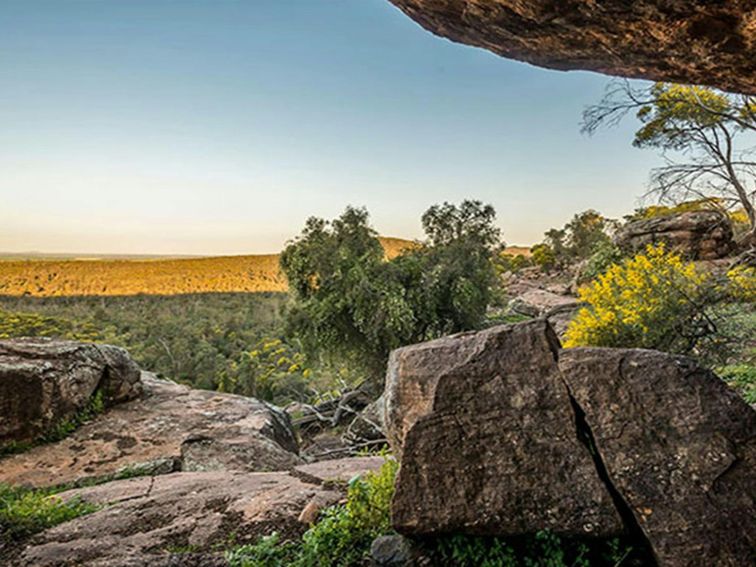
[0,0,664,255]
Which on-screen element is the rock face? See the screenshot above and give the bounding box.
[0,373,301,488]
[15,457,388,567]
[387,1,756,94]
[0,338,142,448]
[560,348,756,567]
[387,320,624,537]
[387,321,756,565]
[615,210,735,259]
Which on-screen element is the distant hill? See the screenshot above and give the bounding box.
[0,238,531,297]
[0,238,416,297]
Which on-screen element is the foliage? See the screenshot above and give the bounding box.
[530,244,556,271]
[494,253,531,274]
[0,309,98,341]
[565,245,754,368]
[564,244,712,353]
[535,210,617,270]
[426,531,636,567]
[718,362,756,404]
[583,81,756,238]
[227,458,398,567]
[0,483,97,543]
[281,202,502,381]
[0,293,288,393]
[581,241,625,282]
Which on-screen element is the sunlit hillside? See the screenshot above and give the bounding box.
[0,237,416,297]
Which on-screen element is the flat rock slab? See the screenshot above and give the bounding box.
[560,348,756,567]
[0,338,142,446]
[0,374,300,488]
[15,457,387,567]
[387,320,623,537]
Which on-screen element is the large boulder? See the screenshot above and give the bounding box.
[0,373,301,488]
[0,338,142,448]
[386,320,756,565]
[386,320,624,537]
[560,348,756,567]
[13,457,388,567]
[387,1,756,94]
[615,210,735,260]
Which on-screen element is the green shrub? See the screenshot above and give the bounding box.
[718,363,756,404]
[0,484,97,543]
[530,244,556,271]
[227,458,398,567]
[581,241,625,282]
[426,531,636,567]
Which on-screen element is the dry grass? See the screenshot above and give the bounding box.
[0,238,416,297]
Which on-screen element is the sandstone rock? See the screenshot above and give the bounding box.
[0,338,142,448]
[388,1,756,94]
[0,373,300,488]
[560,348,756,567]
[387,320,623,537]
[615,210,735,260]
[16,457,387,567]
[508,288,579,317]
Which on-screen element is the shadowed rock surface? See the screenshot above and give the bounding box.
[615,210,735,259]
[387,320,624,537]
[13,457,387,567]
[560,348,756,567]
[0,373,301,488]
[0,338,142,447]
[388,0,756,94]
[386,320,756,564]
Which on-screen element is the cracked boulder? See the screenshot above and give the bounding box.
[386,320,624,536]
[0,373,301,488]
[560,348,756,566]
[12,457,388,567]
[387,1,756,94]
[386,321,756,565]
[0,338,142,449]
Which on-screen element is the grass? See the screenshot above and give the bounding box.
[0,483,97,544]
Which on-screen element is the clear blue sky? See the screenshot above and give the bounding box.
[0,0,662,255]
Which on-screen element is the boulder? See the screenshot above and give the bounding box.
[615,210,735,260]
[14,457,387,567]
[386,320,623,537]
[0,338,142,448]
[508,288,579,318]
[560,348,756,567]
[386,320,756,565]
[387,1,756,94]
[0,373,300,488]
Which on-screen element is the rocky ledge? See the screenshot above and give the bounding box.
[388,0,756,94]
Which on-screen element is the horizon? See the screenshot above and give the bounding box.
[2,0,663,256]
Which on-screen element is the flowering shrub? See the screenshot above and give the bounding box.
[564,244,710,352]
